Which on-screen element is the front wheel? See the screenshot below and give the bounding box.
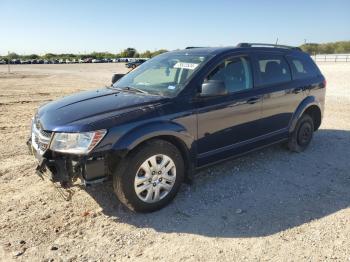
[113,139,184,212]
[288,114,314,152]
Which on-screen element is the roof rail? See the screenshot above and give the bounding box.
[237,43,302,51]
[185,46,206,49]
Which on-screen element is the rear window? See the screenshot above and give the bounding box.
[286,55,320,79]
[256,54,291,86]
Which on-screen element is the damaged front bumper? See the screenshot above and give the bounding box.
[27,138,109,187]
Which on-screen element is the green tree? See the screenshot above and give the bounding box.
[8,52,20,59]
[120,48,137,58]
[300,41,350,54]
[140,50,152,58]
[28,54,40,59]
[43,53,57,60]
[151,49,168,57]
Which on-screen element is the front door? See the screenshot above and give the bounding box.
[196,55,263,166]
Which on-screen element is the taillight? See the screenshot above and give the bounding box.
[323,79,327,88]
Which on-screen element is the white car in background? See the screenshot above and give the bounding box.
[92,59,102,63]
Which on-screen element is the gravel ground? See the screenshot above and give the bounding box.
[0,62,349,261]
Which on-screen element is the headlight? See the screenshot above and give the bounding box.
[50,130,107,154]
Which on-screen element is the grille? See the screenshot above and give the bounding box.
[40,129,51,138]
[31,117,52,155]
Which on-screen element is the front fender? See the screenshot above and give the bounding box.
[112,121,194,154]
[289,96,321,133]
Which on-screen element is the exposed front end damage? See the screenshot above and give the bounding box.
[28,138,110,187]
[27,118,112,188]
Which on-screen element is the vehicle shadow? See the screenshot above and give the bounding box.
[85,129,350,238]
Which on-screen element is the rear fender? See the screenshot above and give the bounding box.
[289,96,321,133]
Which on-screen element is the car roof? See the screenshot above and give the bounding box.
[171,46,304,56]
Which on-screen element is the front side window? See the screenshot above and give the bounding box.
[206,57,253,93]
[256,54,291,86]
[113,52,210,97]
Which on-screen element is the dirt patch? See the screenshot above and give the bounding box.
[0,72,50,79]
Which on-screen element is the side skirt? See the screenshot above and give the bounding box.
[196,129,288,168]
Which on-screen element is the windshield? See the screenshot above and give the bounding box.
[113,52,210,97]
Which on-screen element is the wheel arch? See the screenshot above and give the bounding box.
[289,96,322,133]
[111,121,195,181]
[304,105,322,131]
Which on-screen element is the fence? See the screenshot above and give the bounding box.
[313,54,350,62]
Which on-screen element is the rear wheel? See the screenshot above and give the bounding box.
[113,139,184,212]
[288,114,314,152]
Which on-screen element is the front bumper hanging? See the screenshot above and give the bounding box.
[27,139,108,187]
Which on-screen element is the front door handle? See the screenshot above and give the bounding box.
[247,97,261,104]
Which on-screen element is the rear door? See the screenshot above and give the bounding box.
[252,52,306,136]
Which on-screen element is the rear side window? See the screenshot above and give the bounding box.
[206,56,253,93]
[286,55,320,79]
[256,54,291,86]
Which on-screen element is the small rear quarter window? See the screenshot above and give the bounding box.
[286,55,320,80]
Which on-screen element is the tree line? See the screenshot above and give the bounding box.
[1,48,168,61]
[300,41,350,54]
[2,41,350,61]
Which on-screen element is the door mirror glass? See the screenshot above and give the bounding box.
[200,80,228,97]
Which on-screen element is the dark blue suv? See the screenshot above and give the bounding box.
[28,43,326,212]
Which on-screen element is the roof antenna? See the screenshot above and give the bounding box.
[275,38,279,45]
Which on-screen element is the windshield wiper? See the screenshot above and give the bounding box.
[118,86,149,94]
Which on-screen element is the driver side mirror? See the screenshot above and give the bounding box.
[200,80,228,97]
[111,74,125,85]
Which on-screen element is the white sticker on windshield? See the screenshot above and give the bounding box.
[168,85,176,90]
[173,62,199,70]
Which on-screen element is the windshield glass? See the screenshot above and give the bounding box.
[113,52,210,97]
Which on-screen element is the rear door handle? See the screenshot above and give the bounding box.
[247,97,261,104]
[293,88,303,94]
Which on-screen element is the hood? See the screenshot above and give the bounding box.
[37,88,165,132]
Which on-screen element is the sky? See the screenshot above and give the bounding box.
[1,0,349,55]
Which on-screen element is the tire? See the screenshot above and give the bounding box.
[132,64,136,69]
[288,114,314,152]
[113,139,184,212]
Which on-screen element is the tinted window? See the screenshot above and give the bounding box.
[256,54,291,86]
[287,55,320,79]
[206,57,253,93]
